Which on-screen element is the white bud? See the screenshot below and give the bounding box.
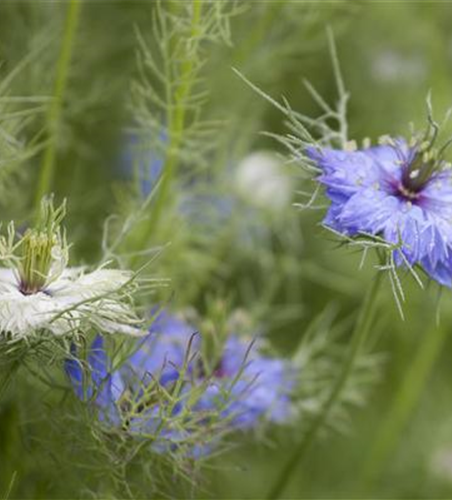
[235,151,292,212]
[371,50,426,84]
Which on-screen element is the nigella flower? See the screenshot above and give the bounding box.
[307,128,452,286]
[66,312,198,432]
[0,198,144,339]
[65,310,295,453]
[195,334,294,428]
[132,311,295,429]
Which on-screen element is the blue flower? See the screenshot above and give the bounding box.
[180,192,235,231]
[65,311,196,429]
[195,335,294,428]
[65,335,120,423]
[119,130,165,196]
[124,310,199,387]
[307,138,452,286]
[65,310,295,451]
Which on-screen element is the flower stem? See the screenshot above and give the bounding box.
[0,360,20,402]
[34,0,82,212]
[133,0,202,261]
[267,271,383,499]
[234,2,285,65]
[357,321,447,494]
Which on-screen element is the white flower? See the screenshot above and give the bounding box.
[234,151,292,212]
[0,266,144,339]
[371,50,426,84]
[0,198,146,340]
[431,447,452,483]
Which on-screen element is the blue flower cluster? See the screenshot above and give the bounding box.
[65,310,295,453]
[307,138,452,286]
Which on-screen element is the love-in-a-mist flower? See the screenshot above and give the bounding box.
[307,125,452,286]
[0,198,144,339]
[196,333,294,428]
[66,312,198,432]
[65,310,295,453]
[140,311,295,428]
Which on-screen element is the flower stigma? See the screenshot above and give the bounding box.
[399,118,452,199]
[17,198,67,295]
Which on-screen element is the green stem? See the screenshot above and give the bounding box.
[357,321,447,494]
[267,271,383,500]
[34,0,82,211]
[3,471,17,500]
[133,0,202,260]
[0,360,20,402]
[234,2,285,65]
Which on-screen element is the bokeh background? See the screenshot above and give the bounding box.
[1,1,452,498]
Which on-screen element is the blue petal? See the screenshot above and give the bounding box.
[126,310,197,386]
[88,335,108,386]
[65,343,86,400]
[307,146,381,196]
[87,336,118,420]
[196,335,295,430]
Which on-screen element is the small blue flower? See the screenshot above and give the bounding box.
[65,310,295,452]
[195,335,294,428]
[124,310,199,387]
[65,336,120,423]
[180,192,235,230]
[307,138,452,286]
[119,130,165,196]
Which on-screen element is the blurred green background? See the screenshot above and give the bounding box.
[1,1,452,498]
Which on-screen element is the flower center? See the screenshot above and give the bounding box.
[397,182,420,201]
[18,230,58,295]
[197,357,226,379]
[14,198,68,295]
[397,137,443,201]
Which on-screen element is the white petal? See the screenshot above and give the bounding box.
[0,266,140,338]
[0,290,66,338]
[0,267,19,291]
[95,319,146,337]
[49,268,132,301]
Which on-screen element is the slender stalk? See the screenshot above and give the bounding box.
[0,360,21,402]
[357,321,447,494]
[267,271,383,499]
[134,0,202,259]
[3,472,18,500]
[234,2,285,65]
[34,0,82,211]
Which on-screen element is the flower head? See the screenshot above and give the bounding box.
[195,333,294,428]
[307,130,452,286]
[0,198,144,339]
[65,310,295,453]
